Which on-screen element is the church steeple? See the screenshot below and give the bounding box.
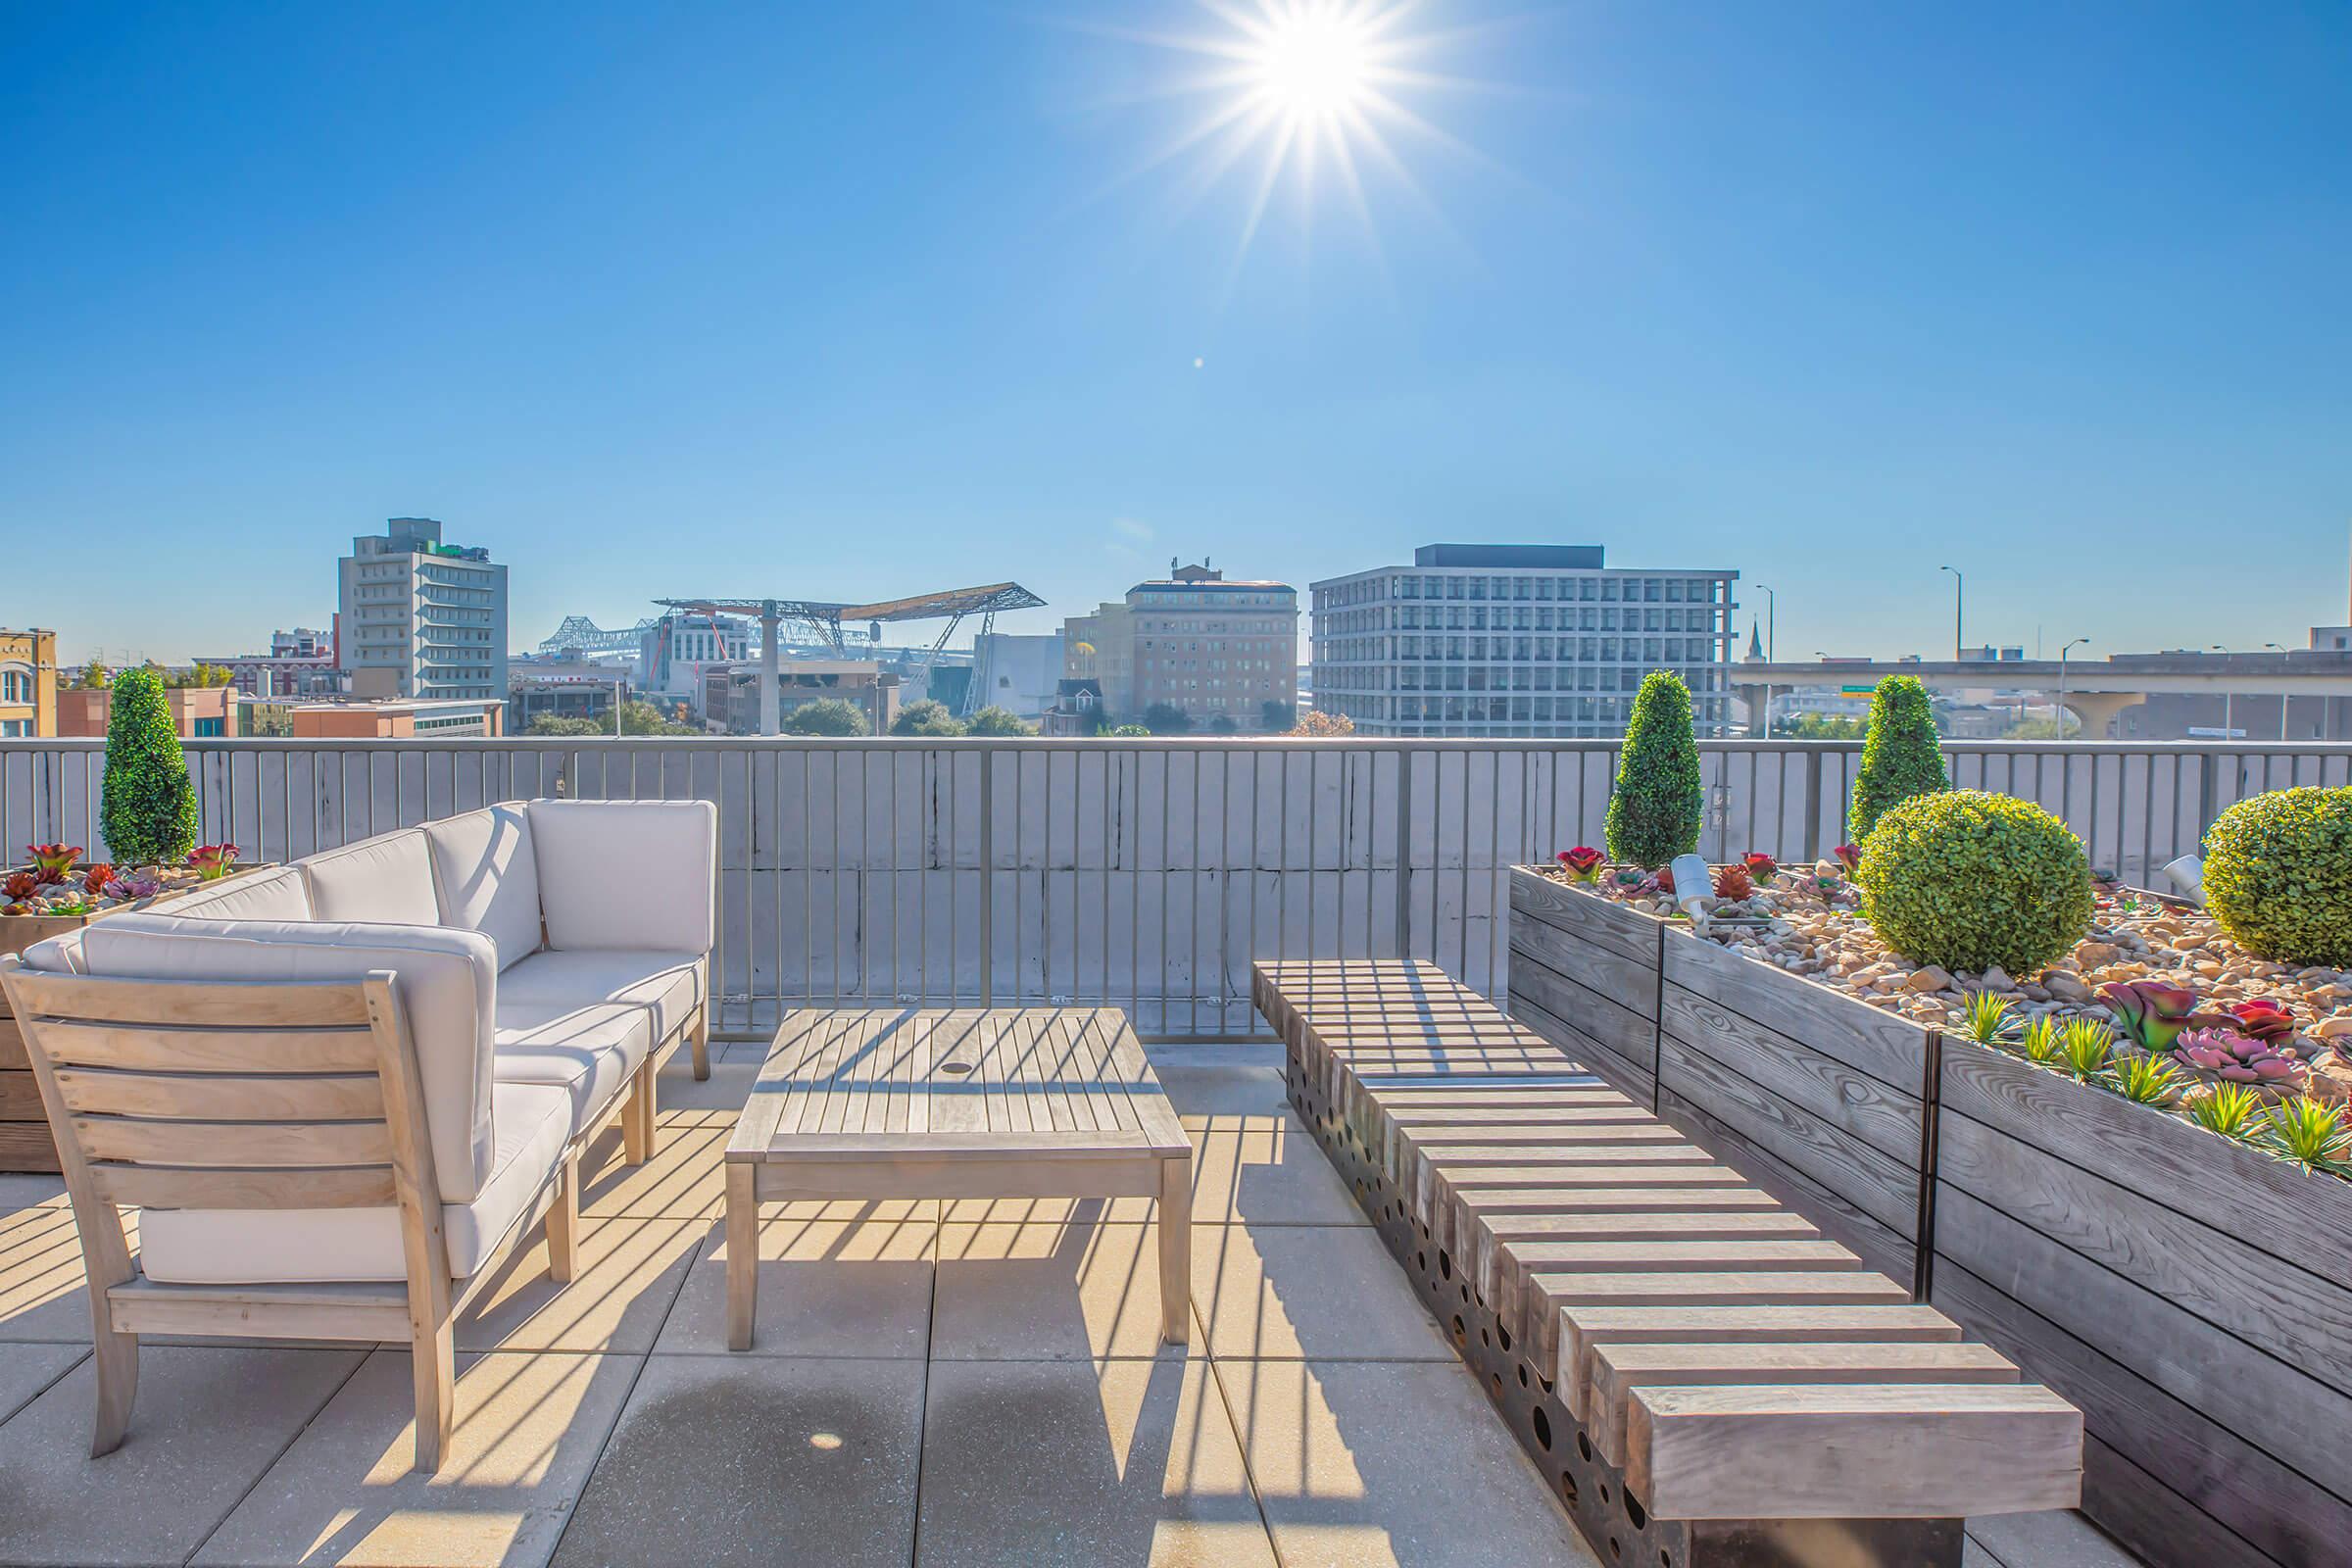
[1745,621,1766,662]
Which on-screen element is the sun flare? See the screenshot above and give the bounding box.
[1085,0,1501,280]
[1250,8,1375,121]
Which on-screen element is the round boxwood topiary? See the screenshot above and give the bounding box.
[2204,785,2352,966]
[1856,789,2092,976]
[1848,674,1950,844]
[1605,670,1703,868]
[98,666,198,867]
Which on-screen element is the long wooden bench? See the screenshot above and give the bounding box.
[1254,957,2083,1568]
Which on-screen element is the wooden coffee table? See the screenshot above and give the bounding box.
[724,1006,1194,1349]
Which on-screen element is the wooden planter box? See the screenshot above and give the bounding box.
[0,864,270,1173]
[1505,865,2352,1568]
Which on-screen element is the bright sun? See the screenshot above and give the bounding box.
[1250,10,1374,121]
[1091,0,1495,280]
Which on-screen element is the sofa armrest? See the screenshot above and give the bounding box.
[526,799,716,955]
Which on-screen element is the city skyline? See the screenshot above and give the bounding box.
[5,4,2347,666]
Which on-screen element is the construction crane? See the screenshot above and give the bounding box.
[657,582,1045,734]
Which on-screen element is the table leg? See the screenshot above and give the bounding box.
[1158,1152,1193,1345]
[726,1163,757,1350]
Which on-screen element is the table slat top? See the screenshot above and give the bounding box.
[729,1007,1188,1163]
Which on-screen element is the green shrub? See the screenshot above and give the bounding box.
[1856,790,2092,975]
[781,699,870,736]
[965,706,1035,737]
[1848,674,1949,843]
[2203,785,2352,965]
[1605,670,1702,867]
[99,666,198,866]
[891,699,966,738]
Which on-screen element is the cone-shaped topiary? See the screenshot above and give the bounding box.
[1848,674,1950,843]
[2204,785,2352,966]
[1856,790,2093,975]
[1606,670,1703,867]
[98,666,198,867]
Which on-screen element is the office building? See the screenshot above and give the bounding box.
[636,610,755,716]
[970,631,1064,719]
[57,682,232,738]
[1064,561,1298,731]
[201,625,343,700]
[0,629,58,738]
[337,517,509,704]
[1309,544,1739,737]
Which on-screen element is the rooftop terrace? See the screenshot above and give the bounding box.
[0,1029,2133,1568]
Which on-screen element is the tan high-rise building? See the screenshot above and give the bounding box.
[1066,561,1298,732]
[0,629,58,738]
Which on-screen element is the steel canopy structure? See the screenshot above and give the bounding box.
[657,582,1046,734]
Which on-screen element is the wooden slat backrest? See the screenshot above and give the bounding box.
[0,957,442,1230]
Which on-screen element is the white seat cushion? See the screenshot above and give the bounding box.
[422,806,545,971]
[300,828,442,926]
[527,799,716,956]
[75,914,502,1202]
[500,950,705,1044]
[161,865,315,922]
[494,1000,652,1138]
[137,1081,570,1285]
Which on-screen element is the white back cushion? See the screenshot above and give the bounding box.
[301,829,441,926]
[78,914,500,1202]
[423,805,544,971]
[18,928,87,973]
[528,799,716,954]
[159,864,316,922]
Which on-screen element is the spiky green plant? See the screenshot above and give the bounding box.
[2185,1083,2264,1141]
[98,666,198,866]
[2112,1054,2179,1105]
[1847,675,1951,844]
[2264,1098,2350,1170]
[2019,1016,2061,1064]
[2057,1017,2115,1081]
[1603,671,1702,868]
[1958,991,2017,1046]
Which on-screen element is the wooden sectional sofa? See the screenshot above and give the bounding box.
[0,798,715,1471]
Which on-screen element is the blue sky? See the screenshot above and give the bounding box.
[3,1,2346,667]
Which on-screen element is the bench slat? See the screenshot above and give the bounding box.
[1627,1383,2084,1520]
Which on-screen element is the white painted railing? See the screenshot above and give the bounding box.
[6,738,2348,1038]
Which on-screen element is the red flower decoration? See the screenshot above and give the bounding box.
[81,862,115,895]
[1714,862,1753,901]
[1743,852,1778,880]
[188,844,239,881]
[1832,844,1862,873]
[1556,846,1604,882]
[24,843,80,879]
[2231,999,2296,1044]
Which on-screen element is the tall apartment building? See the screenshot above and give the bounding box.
[337,518,509,704]
[0,628,58,738]
[1309,544,1739,737]
[1065,561,1298,730]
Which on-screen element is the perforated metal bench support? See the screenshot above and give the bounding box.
[1285,1055,1965,1568]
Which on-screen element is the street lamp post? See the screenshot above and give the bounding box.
[1938,565,1964,661]
[2057,638,2088,737]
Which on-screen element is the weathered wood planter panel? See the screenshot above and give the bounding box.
[1506,871,1658,1103]
[1657,931,1928,1290]
[1933,1037,2352,1568]
[1505,865,2352,1568]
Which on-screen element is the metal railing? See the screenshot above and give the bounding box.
[6,737,2348,1039]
